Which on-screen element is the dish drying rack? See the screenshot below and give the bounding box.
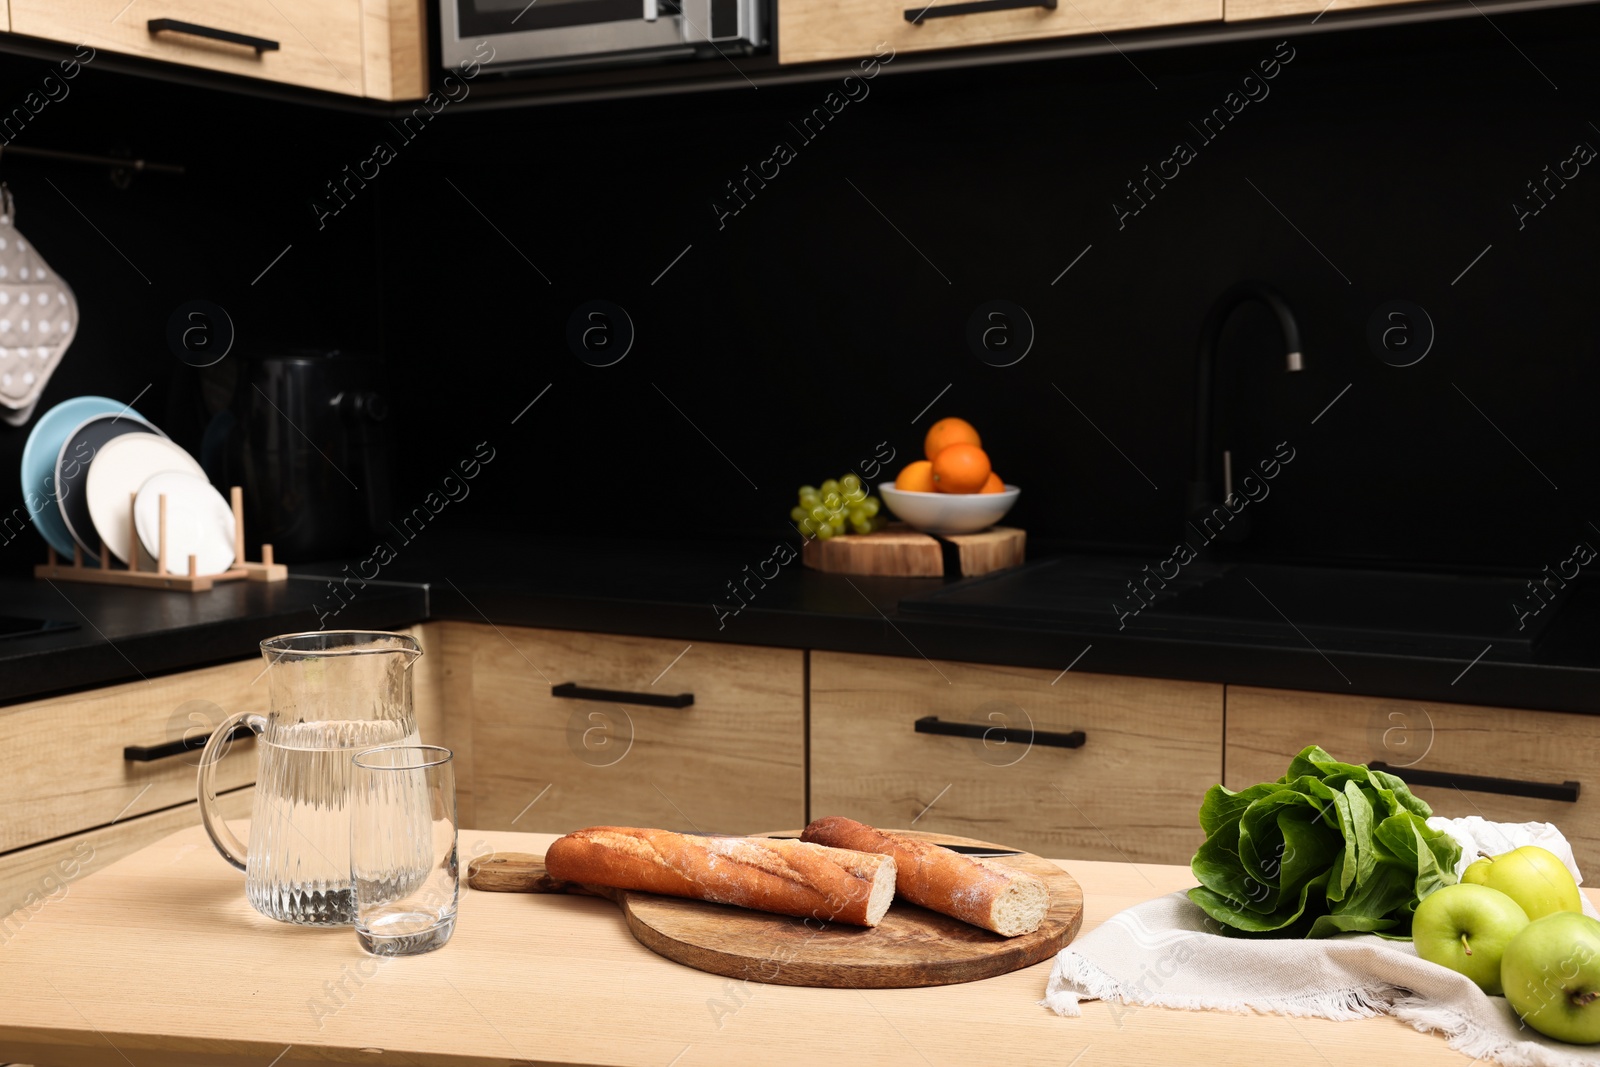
[35,486,288,592]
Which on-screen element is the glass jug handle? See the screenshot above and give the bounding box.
[196,711,266,872]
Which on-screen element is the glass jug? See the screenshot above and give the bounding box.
[198,631,423,925]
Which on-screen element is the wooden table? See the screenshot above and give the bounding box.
[0,826,1515,1067]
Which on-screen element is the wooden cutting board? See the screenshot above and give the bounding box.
[801,523,1025,577]
[467,829,1082,988]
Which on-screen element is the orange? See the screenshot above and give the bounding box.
[924,417,981,462]
[894,460,937,492]
[931,443,991,494]
[979,471,1005,494]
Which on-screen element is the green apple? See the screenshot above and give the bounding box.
[1462,858,1492,885]
[1503,912,1600,1044]
[1474,846,1583,920]
[1413,883,1530,995]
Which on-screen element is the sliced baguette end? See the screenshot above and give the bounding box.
[988,872,1050,936]
[863,855,897,927]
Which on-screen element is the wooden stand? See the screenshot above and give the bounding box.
[802,523,1025,578]
[34,486,289,592]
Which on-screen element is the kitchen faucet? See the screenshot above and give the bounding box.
[1187,281,1304,539]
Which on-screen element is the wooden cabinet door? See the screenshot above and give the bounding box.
[810,651,1223,863]
[461,624,806,835]
[780,0,1221,65]
[361,0,429,101]
[11,0,364,95]
[0,657,264,854]
[1226,686,1600,874]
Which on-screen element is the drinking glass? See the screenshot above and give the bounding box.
[349,745,458,956]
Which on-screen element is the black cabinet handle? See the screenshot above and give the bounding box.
[905,0,1056,24]
[915,715,1084,749]
[148,18,280,53]
[1371,762,1579,803]
[124,723,254,763]
[551,682,693,709]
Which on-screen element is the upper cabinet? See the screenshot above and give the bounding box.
[8,0,427,100]
[361,0,429,101]
[779,0,1222,65]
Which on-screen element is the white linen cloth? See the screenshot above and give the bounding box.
[1043,819,1600,1066]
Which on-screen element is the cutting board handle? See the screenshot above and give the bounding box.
[467,852,622,902]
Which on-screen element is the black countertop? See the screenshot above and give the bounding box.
[0,575,428,704]
[4,529,1598,715]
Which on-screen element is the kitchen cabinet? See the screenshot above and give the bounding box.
[1225,686,1600,873]
[360,0,430,101]
[0,622,440,857]
[779,0,1222,65]
[809,651,1224,863]
[8,0,428,100]
[0,622,439,939]
[457,622,807,836]
[0,653,265,854]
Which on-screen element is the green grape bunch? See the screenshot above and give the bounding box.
[789,473,888,540]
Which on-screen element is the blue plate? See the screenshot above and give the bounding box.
[21,396,148,559]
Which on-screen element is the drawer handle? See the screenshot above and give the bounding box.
[1371,762,1580,803]
[124,723,254,762]
[905,0,1057,25]
[147,18,281,53]
[914,715,1085,749]
[551,682,693,709]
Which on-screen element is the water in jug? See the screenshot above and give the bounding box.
[197,631,422,925]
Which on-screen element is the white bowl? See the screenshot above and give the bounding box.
[877,482,1020,535]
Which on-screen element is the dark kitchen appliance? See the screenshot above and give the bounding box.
[441,0,767,73]
[203,348,391,563]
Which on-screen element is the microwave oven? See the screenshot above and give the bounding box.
[440,0,768,72]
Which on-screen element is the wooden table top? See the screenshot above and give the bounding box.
[0,826,1516,1067]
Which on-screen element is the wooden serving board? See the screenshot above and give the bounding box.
[801,523,1025,578]
[467,828,1082,988]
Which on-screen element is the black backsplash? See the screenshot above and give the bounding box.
[1,7,1597,580]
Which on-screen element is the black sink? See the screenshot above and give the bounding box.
[899,557,1563,660]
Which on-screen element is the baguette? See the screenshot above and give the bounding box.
[543,826,898,927]
[801,817,1049,936]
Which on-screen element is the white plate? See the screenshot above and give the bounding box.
[134,471,237,576]
[85,434,207,565]
[877,482,1021,535]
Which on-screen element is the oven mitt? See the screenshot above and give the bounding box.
[0,183,79,427]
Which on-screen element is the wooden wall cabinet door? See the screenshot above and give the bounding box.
[361,0,429,100]
[779,0,1222,65]
[810,651,1223,863]
[11,0,366,96]
[1225,686,1600,874]
[460,623,806,836]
